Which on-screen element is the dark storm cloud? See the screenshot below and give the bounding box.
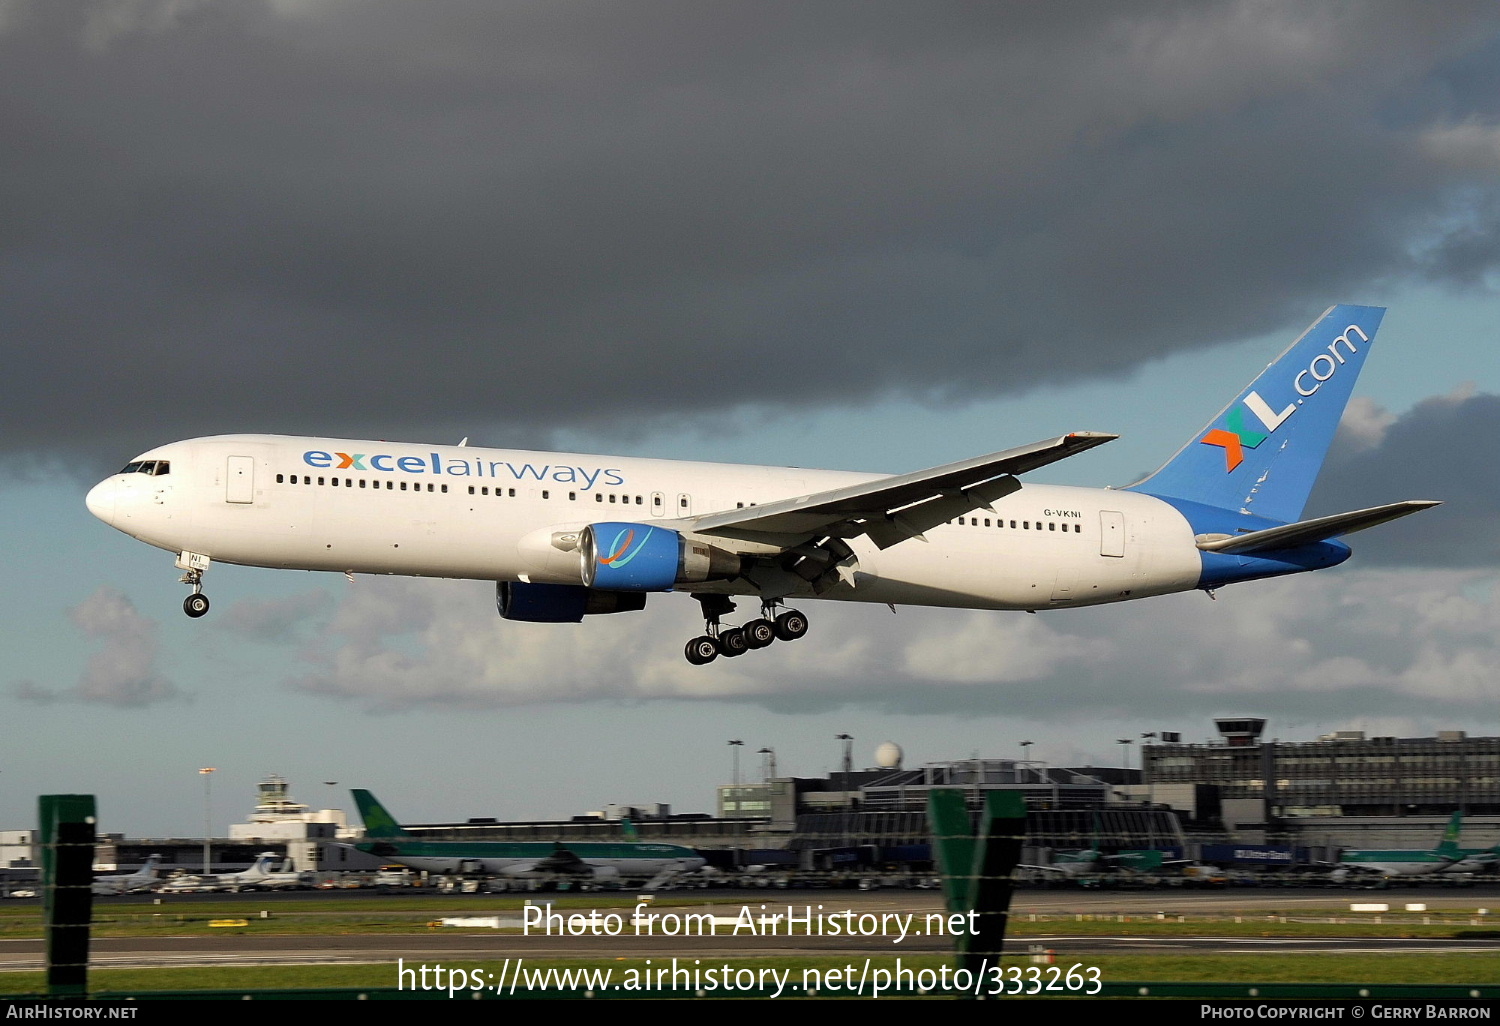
[6,1,1500,466]
[1310,388,1500,566]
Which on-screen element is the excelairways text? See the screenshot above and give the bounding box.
[303,450,624,489]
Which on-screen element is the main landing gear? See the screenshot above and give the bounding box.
[176,551,212,618]
[684,596,809,665]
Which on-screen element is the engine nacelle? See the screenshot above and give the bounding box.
[590,866,621,881]
[497,581,647,623]
[579,522,741,591]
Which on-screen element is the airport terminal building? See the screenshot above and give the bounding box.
[7,722,1498,889]
[1142,718,1500,850]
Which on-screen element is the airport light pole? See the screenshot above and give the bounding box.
[836,734,854,847]
[835,734,854,791]
[728,740,744,786]
[199,767,216,875]
[1019,740,1033,781]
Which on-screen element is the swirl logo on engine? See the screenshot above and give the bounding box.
[598,527,652,568]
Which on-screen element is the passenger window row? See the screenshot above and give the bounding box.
[276,474,450,493]
[951,517,1083,533]
[272,476,661,509]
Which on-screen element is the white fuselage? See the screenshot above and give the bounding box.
[382,853,703,879]
[86,434,1208,610]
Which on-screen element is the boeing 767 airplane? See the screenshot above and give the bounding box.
[86,305,1437,664]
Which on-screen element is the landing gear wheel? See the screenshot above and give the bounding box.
[685,636,719,665]
[183,593,210,618]
[743,618,776,649]
[773,609,808,641]
[717,628,749,657]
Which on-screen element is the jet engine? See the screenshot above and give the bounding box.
[497,581,647,623]
[579,522,741,591]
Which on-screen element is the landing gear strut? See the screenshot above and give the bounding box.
[176,551,211,618]
[683,596,808,664]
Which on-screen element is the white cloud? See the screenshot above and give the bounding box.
[1337,396,1397,451]
[1421,121,1500,172]
[901,611,1112,683]
[274,565,1500,731]
[14,585,179,707]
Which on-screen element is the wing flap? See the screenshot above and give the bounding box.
[691,432,1116,544]
[862,474,1023,549]
[1195,500,1440,554]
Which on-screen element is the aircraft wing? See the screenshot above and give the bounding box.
[532,844,590,874]
[688,432,1117,550]
[1195,500,1441,555]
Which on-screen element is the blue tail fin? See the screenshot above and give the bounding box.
[1127,305,1385,523]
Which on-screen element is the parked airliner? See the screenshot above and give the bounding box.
[349,790,704,883]
[1330,812,1467,882]
[85,305,1437,663]
[92,854,163,896]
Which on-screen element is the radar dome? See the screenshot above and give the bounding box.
[874,741,903,769]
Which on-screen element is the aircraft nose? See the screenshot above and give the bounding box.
[85,479,117,526]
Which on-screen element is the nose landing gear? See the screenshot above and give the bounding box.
[176,551,212,618]
[684,595,808,664]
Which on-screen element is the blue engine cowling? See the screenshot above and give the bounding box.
[497,582,647,622]
[579,522,742,591]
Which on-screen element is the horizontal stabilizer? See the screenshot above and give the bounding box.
[1195,500,1441,555]
[690,432,1117,546]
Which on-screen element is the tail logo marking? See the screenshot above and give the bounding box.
[1200,390,1297,472]
[1198,321,1371,472]
[1295,324,1369,396]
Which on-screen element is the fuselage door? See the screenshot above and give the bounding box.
[1100,510,1125,557]
[676,493,692,516]
[226,456,255,504]
[651,491,665,516]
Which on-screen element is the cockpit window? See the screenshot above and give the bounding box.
[117,460,170,476]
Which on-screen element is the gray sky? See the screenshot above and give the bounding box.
[6,1,1500,464]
